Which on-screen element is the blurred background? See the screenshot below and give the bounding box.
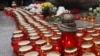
[0,0,100,10]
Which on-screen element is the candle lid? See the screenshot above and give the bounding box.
[24,51,39,56]
[76,33,83,37]
[52,27,57,30]
[41,44,53,50]
[18,40,30,46]
[51,36,61,40]
[94,23,100,26]
[28,30,36,33]
[91,33,99,36]
[29,33,38,36]
[19,45,32,52]
[44,33,52,37]
[37,26,45,29]
[77,28,84,30]
[13,30,22,33]
[27,28,34,31]
[94,39,100,44]
[83,37,93,41]
[81,42,93,48]
[30,36,40,40]
[64,47,77,53]
[40,28,47,31]
[82,52,96,56]
[87,30,95,33]
[35,39,46,45]
[47,51,61,56]
[87,26,93,28]
[13,34,23,38]
[94,27,100,30]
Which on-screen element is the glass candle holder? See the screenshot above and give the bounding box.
[24,51,39,56]
[47,51,61,56]
[86,26,94,30]
[64,47,78,56]
[18,45,33,56]
[82,13,88,21]
[89,15,95,23]
[41,44,53,56]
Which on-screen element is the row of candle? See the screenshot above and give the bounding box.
[5,8,100,56]
[76,23,100,56]
[11,9,64,56]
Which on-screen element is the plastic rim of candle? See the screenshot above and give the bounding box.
[30,36,40,40]
[35,39,46,45]
[19,45,32,52]
[26,28,34,31]
[76,33,83,37]
[29,33,38,36]
[91,33,99,36]
[47,51,61,56]
[13,34,23,38]
[51,36,61,40]
[18,40,30,46]
[94,39,100,44]
[44,33,52,37]
[64,47,77,53]
[83,37,93,41]
[41,44,53,51]
[24,51,39,56]
[87,30,95,33]
[82,52,96,56]
[13,30,22,34]
[77,27,85,30]
[81,42,93,48]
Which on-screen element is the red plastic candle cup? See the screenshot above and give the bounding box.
[94,27,100,34]
[64,47,78,56]
[13,30,23,35]
[81,42,94,55]
[82,52,96,56]
[90,33,100,40]
[44,33,53,45]
[24,51,39,56]
[18,40,31,47]
[47,51,61,56]
[11,34,24,53]
[29,36,40,48]
[83,36,93,43]
[18,45,33,56]
[40,44,53,56]
[94,39,100,56]
[51,36,62,52]
[35,39,46,52]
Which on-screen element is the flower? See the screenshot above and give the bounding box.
[40,2,54,10]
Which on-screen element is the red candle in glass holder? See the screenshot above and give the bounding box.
[61,32,77,48]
